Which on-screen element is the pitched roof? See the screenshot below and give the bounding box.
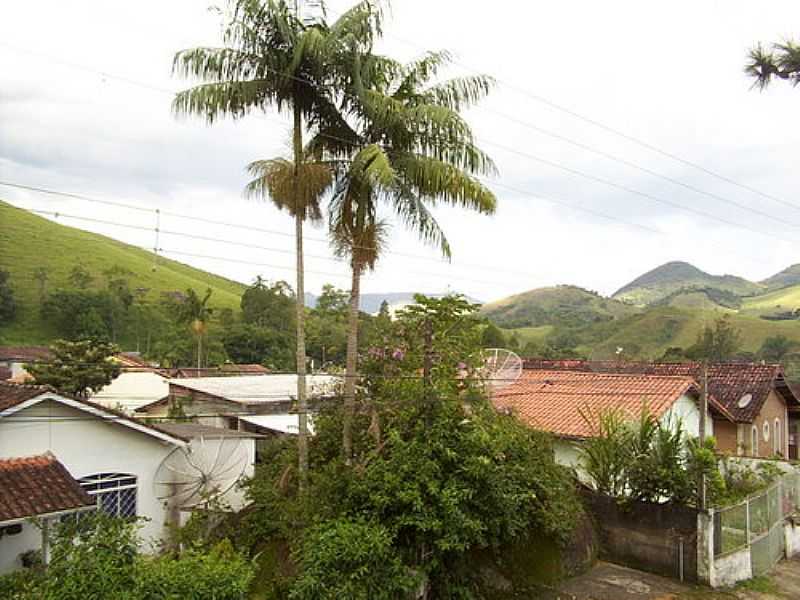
[153,422,263,440]
[493,370,700,440]
[221,363,270,375]
[0,453,95,524]
[522,359,796,423]
[0,382,189,444]
[168,374,339,405]
[0,346,52,362]
[0,366,12,381]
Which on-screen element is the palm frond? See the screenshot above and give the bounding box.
[244,157,333,222]
[172,80,275,122]
[420,74,495,111]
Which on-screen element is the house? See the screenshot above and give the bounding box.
[0,346,52,382]
[91,353,171,414]
[523,360,800,459]
[135,374,339,430]
[0,453,95,571]
[492,370,728,470]
[0,382,259,573]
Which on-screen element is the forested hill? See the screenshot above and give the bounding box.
[612,261,763,306]
[0,201,246,344]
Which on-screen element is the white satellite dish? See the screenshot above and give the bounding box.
[483,348,523,392]
[153,435,249,509]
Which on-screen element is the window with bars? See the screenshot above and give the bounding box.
[78,473,137,519]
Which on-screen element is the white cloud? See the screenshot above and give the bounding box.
[1,0,799,302]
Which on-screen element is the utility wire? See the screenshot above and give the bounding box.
[3,43,792,243]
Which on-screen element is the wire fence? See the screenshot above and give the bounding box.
[713,472,800,576]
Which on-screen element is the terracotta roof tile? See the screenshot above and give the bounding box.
[493,370,699,439]
[521,359,797,423]
[0,346,52,362]
[0,382,50,412]
[0,453,94,523]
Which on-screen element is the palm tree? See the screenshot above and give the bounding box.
[315,51,498,460]
[172,0,383,488]
[178,288,214,369]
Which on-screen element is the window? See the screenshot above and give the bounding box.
[751,425,759,456]
[78,473,137,519]
[775,418,782,455]
[763,420,770,443]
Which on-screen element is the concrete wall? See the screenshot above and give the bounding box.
[714,419,739,455]
[582,491,699,582]
[661,393,710,439]
[749,391,789,459]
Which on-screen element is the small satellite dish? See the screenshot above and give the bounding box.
[153,435,249,509]
[738,393,753,408]
[483,348,523,392]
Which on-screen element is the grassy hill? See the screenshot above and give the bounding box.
[760,264,800,292]
[612,261,763,306]
[480,285,639,329]
[0,201,246,344]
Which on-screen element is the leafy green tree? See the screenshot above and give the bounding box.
[68,264,94,289]
[316,49,498,462]
[746,39,800,89]
[103,265,134,311]
[26,339,121,397]
[174,0,384,488]
[481,322,507,347]
[759,335,798,363]
[0,270,16,325]
[40,290,123,341]
[687,315,742,362]
[23,513,254,600]
[240,277,295,332]
[223,323,294,370]
[376,299,390,321]
[290,519,415,600]
[659,346,690,362]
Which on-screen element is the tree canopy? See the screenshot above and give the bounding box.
[26,339,121,398]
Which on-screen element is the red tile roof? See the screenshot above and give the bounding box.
[0,366,11,381]
[0,383,50,412]
[0,453,94,523]
[522,359,796,423]
[0,346,52,362]
[221,363,270,374]
[493,370,700,439]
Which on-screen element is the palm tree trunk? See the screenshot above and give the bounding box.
[293,101,309,492]
[197,334,202,370]
[342,260,362,464]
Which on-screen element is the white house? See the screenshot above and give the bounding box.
[136,374,339,430]
[0,382,258,574]
[492,370,732,472]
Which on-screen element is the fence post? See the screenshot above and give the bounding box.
[746,497,751,544]
[697,510,714,586]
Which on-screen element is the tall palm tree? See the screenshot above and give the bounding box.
[315,51,498,460]
[178,288,214,369]
[172,0,383,488]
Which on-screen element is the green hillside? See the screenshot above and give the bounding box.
[612,261,763,306]
[0,201,246,344]
[760,264,800,293]
[480,285,639,329]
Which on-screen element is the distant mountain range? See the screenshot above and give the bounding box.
[305,292,483,314]
[480,260,800,360]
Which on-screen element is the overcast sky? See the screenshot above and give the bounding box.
[1,0,799,303]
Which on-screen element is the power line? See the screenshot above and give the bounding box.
[3,44,788,243]
[322,7,800,215]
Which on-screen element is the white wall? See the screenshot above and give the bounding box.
[0,400,175,572]
[92,372,169,414]
[660,393,711,439]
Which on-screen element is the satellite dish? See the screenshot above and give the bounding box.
[483,348,523,392]
[153,435,249,510]
[738,393,753,408]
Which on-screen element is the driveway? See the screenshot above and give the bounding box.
[553,558,800,600]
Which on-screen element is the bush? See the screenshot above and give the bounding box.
[136,541,253,600]
[290,518,416,600]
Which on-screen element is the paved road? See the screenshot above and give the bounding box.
[553,558,800,600]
